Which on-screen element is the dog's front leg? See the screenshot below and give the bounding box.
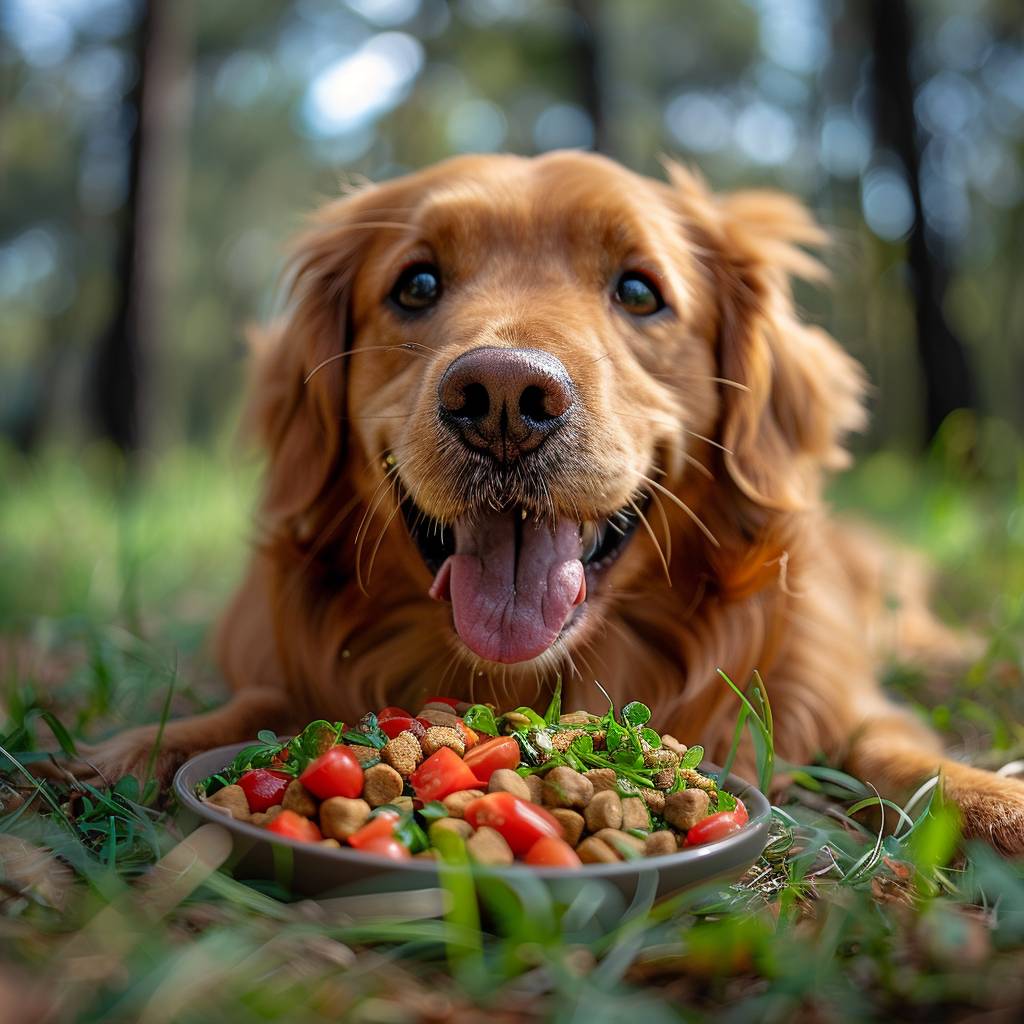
[62,688,294,788]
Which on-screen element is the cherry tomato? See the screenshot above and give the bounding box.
[464,792,563,856]
[237,769,291,813]
[379,716,417,739]
[425,696,460,707]
[357,835,411,860]
[682,810,747,847]
[348,810,400,849]
[463,736,520,783]
[265,809,322,843]
[299,746,363,800]
[455,720,479,749]
[410,747,482,802]
[378,706,413,722]
[524,836,582,868]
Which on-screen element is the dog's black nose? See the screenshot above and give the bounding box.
[438,346,574,462]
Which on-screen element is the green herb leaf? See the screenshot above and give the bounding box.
[418,801,449,823]
[640,728,661,748]
[716,789,738,812]
[622,701,651,727]
[256,729,278,744]
[462,704,498,736]
[508,707,545,730]
[569,734,594,756]
[543,675,563,725]
[681,745,704,769]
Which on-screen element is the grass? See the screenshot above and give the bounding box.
[2,426,1024,1023]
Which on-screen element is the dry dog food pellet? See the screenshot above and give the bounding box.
[584,768,618,793]
[362,763,404,807]
[664,789,711,831]
[429,817,473,840]
[467,826,514,866]
[421,726,465,757]
[593,828,645,859]
[320,797,371,840]
[584,790,623,832]
[207,784,250,820]
[542,767,594,809]
[381,732,424,777]
[441,789,485,818]
[488,768,531,801]
[550,807,586,847]
[577,836,619,864]
[620,796,651,831]
[282,779,318,818]
[645,831,678,857]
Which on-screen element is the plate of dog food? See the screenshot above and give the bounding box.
[173,687,771,899]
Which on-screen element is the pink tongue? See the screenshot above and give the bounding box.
[431,514,585,664]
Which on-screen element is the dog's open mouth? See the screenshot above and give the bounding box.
[400,491,643,664]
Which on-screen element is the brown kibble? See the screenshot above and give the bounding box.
[660,734,688,757]
[584,768,617,794]
[390,795,414,813]
[249,805,283,826]
[207,784,251,820]
[282,780,318,818]
[415,849,438,860]
[342,744,381,769]
[584,790,623,833]
[550,808,585,847]
[645,831,678,858]
[594,828,645,858]
[420,701,461,715]
[577,836,619,864]
[488,768,531,800]
[429,817,473,840]
[641,788,665,814]
[680,768,716,792]
[559,710,596,726]
[441,789,485,818]
[264,805,282,822]
[653,768,676,789]
[416,708,461,728]
[421,726,465,758]
[319,838,342,849]
[382,732,423,778]
[467,826,514,866]
[542,767,594,809]
[664,788,711,831]
[524,774,544,803]
[551,729,585,753]
[362,763,404,807]
[621,796,651,831]
[320,797,371,840]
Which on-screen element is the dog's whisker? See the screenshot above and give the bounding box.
[684,428,733,455]
[638,472,721,549]
[364,475,404,586]
[648,488,673,569]
[354,465,400,593]
[304,344,429,385]
[681,451,715,481]
[627,494,672,585]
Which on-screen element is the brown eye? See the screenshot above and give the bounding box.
[615,272,663,316]
[392,264,441,311]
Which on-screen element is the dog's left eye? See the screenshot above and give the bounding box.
[614,272,663,316]
[391,264,441,311]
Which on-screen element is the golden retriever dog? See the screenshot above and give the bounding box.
[84,151,1023,852]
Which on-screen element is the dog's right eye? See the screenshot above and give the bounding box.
[391,264,441,311]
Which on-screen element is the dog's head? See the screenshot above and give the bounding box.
[253,152,864,677]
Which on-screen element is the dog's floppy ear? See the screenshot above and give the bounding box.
[669,164,866,590]
[247,191,376,547]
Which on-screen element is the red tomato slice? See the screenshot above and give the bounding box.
[462,736,520,783]
[265,809,322,843]
[379,716,416,739]
[455,720,479,749]
[464,792,563,856]
[378,706,413,722]
[415,717,433,732]
[237,769,291,813]
[733,798,748,825]
[357,835,411,860]
[348,810,400,849]
[524,836,582,868]
[299,747,364,800]
[682,810,746,847]
[409,747,482,802]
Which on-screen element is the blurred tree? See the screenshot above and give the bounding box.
[91,0,191,455]
[868,0,978,443]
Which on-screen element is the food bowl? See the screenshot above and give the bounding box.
[173,742,772,904]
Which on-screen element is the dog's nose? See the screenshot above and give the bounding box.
[438,346,574,461]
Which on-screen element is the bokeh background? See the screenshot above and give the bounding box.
[1,0,1023,738]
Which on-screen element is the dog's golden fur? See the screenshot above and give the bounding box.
[86,152,1024,852]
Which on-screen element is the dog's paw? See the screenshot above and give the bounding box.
[945,764,1024,856]
[69,724,192,790]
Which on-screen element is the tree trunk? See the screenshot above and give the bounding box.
[568,0,607,154]
[867,0,977,444]
[91,0,189,456]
